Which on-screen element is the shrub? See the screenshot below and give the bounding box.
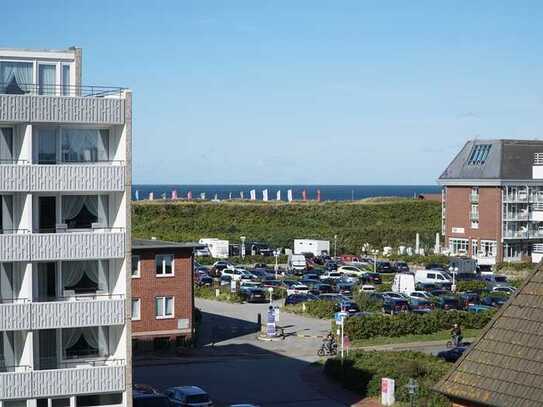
[284,300,337,319]
[456,280,486,292]
[353,292,382,312]
[495,261,535,272]
[194,285,244,303]
[344,309,495,340]
[324,351,450,406]
[376,282,392,292]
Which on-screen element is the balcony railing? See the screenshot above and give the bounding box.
[0,162,126,192]
[470,194,479,203]
[0,294,125,331]
[0,228,125,262]
[0,83,126,125]
[0,361,126,400]
[0,83,125,98]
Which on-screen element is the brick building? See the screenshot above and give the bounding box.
[439,139,543,265]
[131,239,202,351]
[435,263,543,406]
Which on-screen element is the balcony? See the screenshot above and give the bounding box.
[0,162,126,192]
[0,295,125,331]
[0,229,125,262]
[0,84,126,125]
[0,361,125,400]
[470,194,479,203]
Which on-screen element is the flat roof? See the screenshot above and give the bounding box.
[132,239,204,250]
[0,47,78,61]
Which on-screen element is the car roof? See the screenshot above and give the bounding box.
[167,386,207,395]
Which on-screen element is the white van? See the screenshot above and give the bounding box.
[414,270,452,286]
[288,254,307,274]
[392,273,415,295]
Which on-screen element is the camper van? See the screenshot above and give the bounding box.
[392,273,416,295]
[288,253,307,274]
[415,269,452,286]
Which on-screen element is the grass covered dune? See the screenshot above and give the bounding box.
[133,199,441,254]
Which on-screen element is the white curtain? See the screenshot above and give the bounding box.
[0,128,13,162]
[62,262,87,289]
[83,327,109,357]
[0,62,32,93]
[61,129,108,162]
[62,261,108,292]
[62,328,83,357]
[38,64,56,96]
[2,195,13,232]
[62,195,87,223]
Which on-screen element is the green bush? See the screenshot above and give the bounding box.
[133,200,441,254]
[456,280,487,292]
[387,254,450,267]
[353,292,382,312]
[495,262,535,272]
[196,255,288,266]
[194,285,244,303]
[285,300,337,319]
[375,282,392,292]
[324,351,450,406]
[344,310,495,340]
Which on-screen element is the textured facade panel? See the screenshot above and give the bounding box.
[31,299,125,329]
[0,165,31,191]
[0,365,126,400]
[0,303,31,331]
[0,94,124,124]
[29,165,125,192]
[30,232,125,261]
[0,234,31,262]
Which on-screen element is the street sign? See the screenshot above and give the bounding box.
[335,311,348,325]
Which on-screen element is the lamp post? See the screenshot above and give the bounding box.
[274,250,279,279]
[334,234,338,258]
[406,378,418,407]
[240,236,246,259]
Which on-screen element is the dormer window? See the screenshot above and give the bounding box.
[467,144,491,165]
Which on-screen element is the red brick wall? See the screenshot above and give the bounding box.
[131,247,194,340]
[445,186,502,259]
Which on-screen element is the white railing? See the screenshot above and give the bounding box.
[0,163,126,192]
[0,363,126,400]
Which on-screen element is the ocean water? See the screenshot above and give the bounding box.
[132,184,441,202]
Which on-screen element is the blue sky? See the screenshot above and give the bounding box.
[5,1,543,184]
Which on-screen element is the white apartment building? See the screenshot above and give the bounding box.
[0,48,132,407]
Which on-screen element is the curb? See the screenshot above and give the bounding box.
[296,334,326,339]
[256,334,284,342]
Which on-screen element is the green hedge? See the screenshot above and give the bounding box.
[285,300,337,319]
[456,280,487,292]
[495,262,535,272]
[196,255,288,266]
[386,254,450,266]
[194,285,244,303]
[324,351,450,406]
[133,200,441,253]
[345,310,495,340]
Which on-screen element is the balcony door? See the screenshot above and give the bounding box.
[0,128,13,163]
[38,196,56,233]
[36,263,57,301]
[38,64,56,96]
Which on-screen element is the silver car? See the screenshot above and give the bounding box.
[165,386,213,407]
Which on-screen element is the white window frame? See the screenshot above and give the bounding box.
[471,220,479,229]
[131,255,140,278]
[155,296,174,319]
[131,298,141,321]
[155,254,174,277]
[480,240,497,257]
[449,238,469,255]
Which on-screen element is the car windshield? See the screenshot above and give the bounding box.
[495,276,507,282]
[186,394,210,403]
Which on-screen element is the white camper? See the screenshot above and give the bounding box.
[199,238,229,258]
[294,239,330,256]
[392,273,416,295]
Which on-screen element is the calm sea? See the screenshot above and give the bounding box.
[132,185,441,202]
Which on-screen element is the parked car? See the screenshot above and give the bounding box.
[286,283,310,296]
[165,386,213,407]
[320,271,343,281]
[408,297,434,313]
[211,261,234,276]
[380,291,407,300]
[307,282,334,295]
[458,292,480,308]
[415,269,452,286]
[196,273,213,287]
[133,385,170,407]
[221,268,247,281]
[437,346,467,363]
[359,284,376,293]
[434,296,461,310]
[482,274,509,288]
[251,269,275,280]
[324,261,338,271]
[376,261,393,273]
[319,294,360,315]
[239,282,268,303]
[416,282,441,292]
[284,293,319,305]
[362,272,382,285]
[467,304,494,313]
[480,295,507,307]
[337,265,366,277]
[408,291,433,301]
[336,282,354,297]
[383,298,409,315]
[425,263,448,271]
[455,272,483,282]
[492,286,515,295]
[393,261,410,273]
[303,273,320,281]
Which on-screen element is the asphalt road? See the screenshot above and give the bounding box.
[134,299,362,407]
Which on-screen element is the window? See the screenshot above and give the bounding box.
[38,64,56,95]
[471,220,479,229]
[156,255,174,276]
[155,296,174,319]
[132,298,141,321]
[62,65,71,96]
[481,240,497,257]
[131,255,140,278]
[0,128,13,162]
[0,61,33,94]
[427,273,436,279]
[76,393,123,407]
[467,144,492,165]
[63,327,109,359]
[36,127,109,164]
[62,260,109,295]
[437,274,444,280]
[449,238,469,255]
[62,195,108,229]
